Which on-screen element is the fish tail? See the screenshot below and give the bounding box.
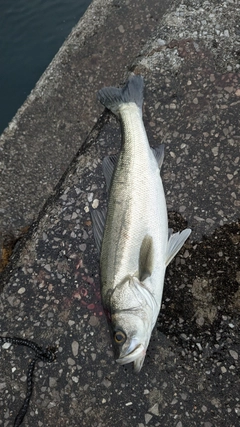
[98,74,144,118]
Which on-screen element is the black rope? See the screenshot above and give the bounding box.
[0,336,56,426]
[13,355,38,427]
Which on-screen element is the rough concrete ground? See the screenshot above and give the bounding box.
[0,0,240,426]
[0,0,170,246]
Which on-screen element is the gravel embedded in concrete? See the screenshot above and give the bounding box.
[0,0,170,246]
[0,0,239,426]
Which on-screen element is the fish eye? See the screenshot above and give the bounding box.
[114,330,126,344]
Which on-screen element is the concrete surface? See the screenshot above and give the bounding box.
[0,0,240,426]
[0,0,170,244]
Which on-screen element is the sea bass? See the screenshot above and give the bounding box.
[91,75,191,372]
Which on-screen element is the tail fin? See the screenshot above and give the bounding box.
[97,74,144,118]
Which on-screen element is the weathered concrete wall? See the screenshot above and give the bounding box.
[0,0,239,426]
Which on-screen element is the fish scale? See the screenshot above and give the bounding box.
[91,74,191,372]
[102,106,162,288]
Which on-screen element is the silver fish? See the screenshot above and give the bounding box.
[92,75,191,372]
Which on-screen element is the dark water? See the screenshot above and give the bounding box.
[0,0,92,135]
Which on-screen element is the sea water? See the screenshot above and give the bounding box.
[0,0,92,134]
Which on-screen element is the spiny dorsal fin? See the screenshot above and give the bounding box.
[165,228,191,266]
[102,154,118,192]
[139,235,154,282]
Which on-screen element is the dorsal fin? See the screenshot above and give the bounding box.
[102,154,118,192]
[138,235,154,282]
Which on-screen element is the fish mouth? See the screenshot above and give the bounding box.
[116,343,145,372]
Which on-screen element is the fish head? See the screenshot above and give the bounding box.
[108,311,150,373]
[106,276,157,372]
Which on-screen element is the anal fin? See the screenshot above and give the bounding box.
[165,228,191,266]
[90,208,107,254]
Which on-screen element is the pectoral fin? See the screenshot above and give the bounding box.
[165,228,191,266]
[90,208,107,254]
[131,277,157,312]
[102,154,118,192]
[139,235,154,281]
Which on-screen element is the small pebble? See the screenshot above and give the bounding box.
[49,377,57,388]
[211,147,218,156]
[229,350,238,360]
[89,316,99,327]
[67,358,75,366]
[102,378,111,388]
[71,341,79,357]
[87,193,93,202]
[2,342,11,349]
[148,403,159,416]
[92,199,99,209]
[145,413,153,424]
